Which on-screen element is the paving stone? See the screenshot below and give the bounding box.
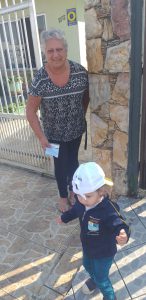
[0,291,17,299]
[133,296,146,299]
[72,264,130,300]
[0,164,146,300]
[0,198,48,233]
[64,287,75,299]
[44,252,82,295]
[130,198,146,227]
[19,208,78,253]
[0,229,35,276]
[116,198,146,250]
[115,243,146,298]
[0,243,61,299]
[38,285,64,299]
[62,226,82,259]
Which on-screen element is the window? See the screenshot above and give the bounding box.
[0,14,46,69]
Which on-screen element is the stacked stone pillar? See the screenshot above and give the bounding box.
[85,0,131,196]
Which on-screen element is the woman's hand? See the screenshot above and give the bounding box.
[39,136,51,151]
[116,229,128,246]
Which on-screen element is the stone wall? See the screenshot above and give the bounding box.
[84,0,131,196]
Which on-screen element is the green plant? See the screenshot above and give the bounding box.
[8,76,23,93]
[0,100,25,114]
[0,103,17,113]
[8,76,23,83]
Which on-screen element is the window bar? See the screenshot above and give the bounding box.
[5,0,23,114]
[1,20,18,112]
[20,0,34,81]
[0,36,14,113]
[0,69,8,113]
[12,0,28,105]
[29,0,42,70]
[0,1,16,113]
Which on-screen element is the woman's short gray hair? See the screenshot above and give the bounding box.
[41,29,68,51]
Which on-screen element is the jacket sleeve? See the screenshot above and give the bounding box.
[105,204,131,241]
[61,202,78,223]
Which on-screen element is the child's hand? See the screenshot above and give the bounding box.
[116,229,128,246]
[56,216,63,224]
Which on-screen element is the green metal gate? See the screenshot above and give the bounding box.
[139,0,146,189]
[127,0,144,195]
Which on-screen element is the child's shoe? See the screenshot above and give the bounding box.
[82,278,97,295]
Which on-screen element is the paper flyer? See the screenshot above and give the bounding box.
[45,144,60,158]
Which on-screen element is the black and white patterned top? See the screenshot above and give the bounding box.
[29,60,88,142]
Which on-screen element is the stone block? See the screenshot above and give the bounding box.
[92,148,112,178]
[84,0,100,10]
[102,18,114,41]
[89,74,111,111]
[113,167,128,196]
[87,39,103,73]
[110,104,129,133]
[85,8,103,39]
[91,114,108,146]
[113,130,128,168]
[111,0,131,41]
[104,41,130,73]
[112,73,130,105]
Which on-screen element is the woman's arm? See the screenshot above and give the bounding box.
[26,95,50,150]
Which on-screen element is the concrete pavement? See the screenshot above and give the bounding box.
[0,163,146,300]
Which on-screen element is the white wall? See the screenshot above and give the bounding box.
[35,0,86,65]
[0,0,87,67]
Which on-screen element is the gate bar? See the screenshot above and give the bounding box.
[29,0,42,69]
[0,2,29,15]
[139,0,146,189]
[127,0,143,196]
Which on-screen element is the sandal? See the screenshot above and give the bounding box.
[58,197,68,213]
[68,191,76,206]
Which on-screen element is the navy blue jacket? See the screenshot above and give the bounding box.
[61,196,130,259]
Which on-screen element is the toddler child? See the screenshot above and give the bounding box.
[57,162,130,300]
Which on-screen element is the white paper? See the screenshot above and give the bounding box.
[45,143,60,158]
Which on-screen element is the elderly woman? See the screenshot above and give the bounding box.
[26,28,89,212]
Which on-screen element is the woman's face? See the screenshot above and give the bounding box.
[45,38,67,70]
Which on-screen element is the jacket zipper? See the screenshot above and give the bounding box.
[82,209,86,221]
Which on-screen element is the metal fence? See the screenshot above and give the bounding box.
[0,0,54,175]
[0,113,54,174]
